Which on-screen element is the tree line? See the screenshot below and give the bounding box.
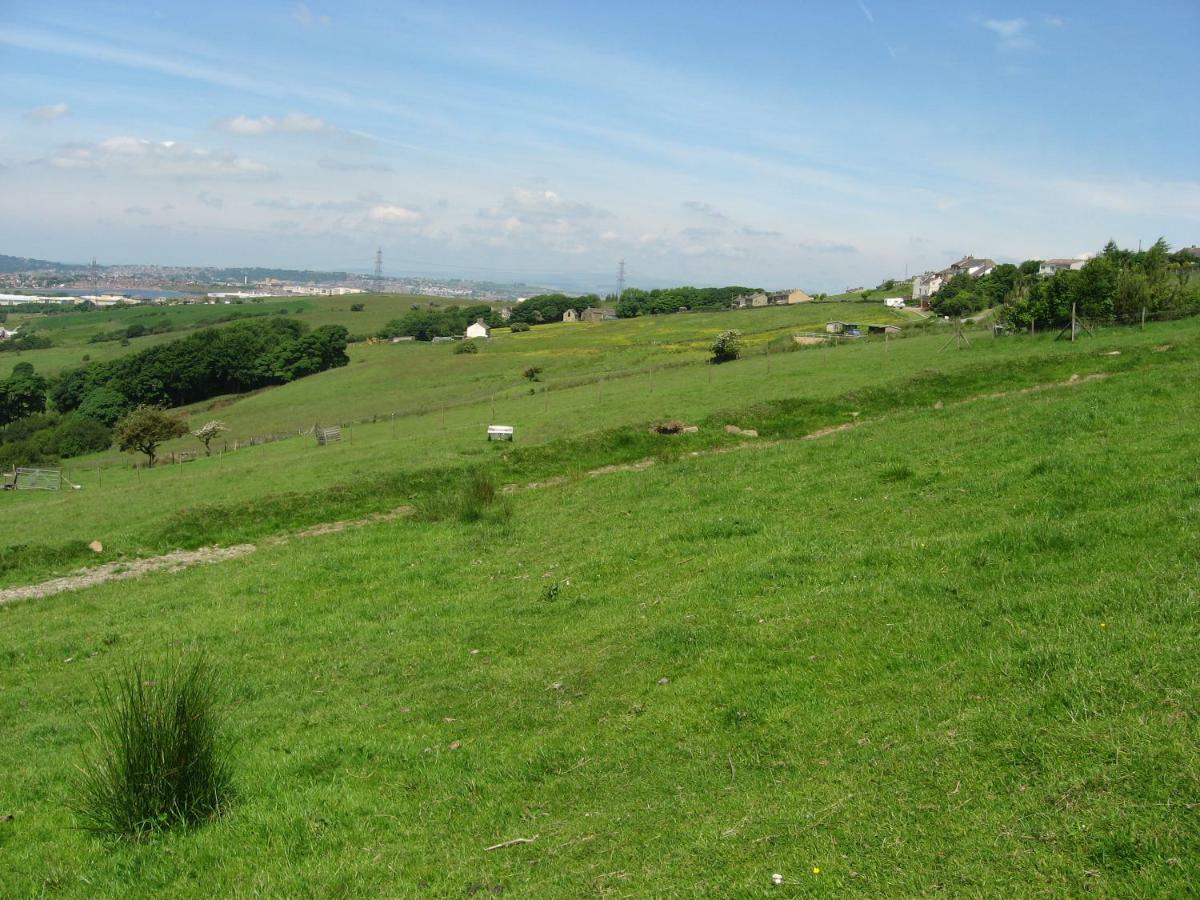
[926,240,1198,327]
[0,317,349,467]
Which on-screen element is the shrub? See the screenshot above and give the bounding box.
[455,340,479,355]
[509,321,530,333]
[523,365,543,381]
[710,329,743,364]
[73,654,234,838]
[349,303,365,312]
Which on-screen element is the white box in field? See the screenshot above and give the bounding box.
[487,425,514,441]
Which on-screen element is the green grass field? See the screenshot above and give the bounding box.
[1,303,1197,896]
[0,304,1114,587]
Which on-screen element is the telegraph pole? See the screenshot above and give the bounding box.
[617,259,625,303]
[373,247,383,292]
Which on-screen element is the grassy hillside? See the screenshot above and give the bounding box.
[2,293,454,375]
[0,307,1132,586]
[1,319,1196,896]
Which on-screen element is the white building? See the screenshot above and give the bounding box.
[465,319,491,340]
[1039,258,1088,277]
[911,272,943,302]
[883,297,906,309]
[0,326,20,340]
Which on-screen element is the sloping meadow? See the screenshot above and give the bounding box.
[0,335,1197,894]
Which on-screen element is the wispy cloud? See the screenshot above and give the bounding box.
[35,136,274,181]
[982,17,1032,50]
[317,156,393,173]
[215,113,332,136]
[857,1,875,24]
[292,3,330,27]
[681,200,730,222]
[23,102,69,123]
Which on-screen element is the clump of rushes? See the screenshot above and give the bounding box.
[74,653,234,838]
[458,469,500,522]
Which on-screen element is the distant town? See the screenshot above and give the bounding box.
[0,253,551,306]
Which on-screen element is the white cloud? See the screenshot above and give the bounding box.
[215,112,333,136]
[37,136,274,180]
[857,1,875,24]
[479,188,611,226]
[367,204,422,224]
[197,191,224,209]
[124,205,151,216]
[23,102,69,123]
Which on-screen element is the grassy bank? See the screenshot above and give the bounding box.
[1,334,1196,895]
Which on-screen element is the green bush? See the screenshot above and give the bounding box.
[74,654,234,838]
[455,340,479,355]
[509,321,531,333]
[710,329,743,364]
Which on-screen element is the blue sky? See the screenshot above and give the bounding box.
[0,1,1196,292]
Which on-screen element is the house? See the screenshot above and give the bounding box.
[465,319,491,340]
[911,272,943,304]
[562,308,579,322]
[1039,258,1087,277]
[580,307,618,322]
[1182,246,1200,259]
[734,292,769,309]
[946,255,996,279]
[769,289,812,305]
[498,306,513,321]
[883,297,906,309]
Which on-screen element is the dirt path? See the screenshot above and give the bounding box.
[1,369,1114,606]
[0,506,414,607]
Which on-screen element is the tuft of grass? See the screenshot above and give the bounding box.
[415,468,508,523]
[73,654,234,839]
[458,469,499,522]
[880,463,915,483]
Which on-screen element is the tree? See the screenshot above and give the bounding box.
[710,330,743,364]
[523,365,543,382]
[0,362,48,426]
[192,420,228,456]
[76,387,132,427]
[115,406,187,467]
